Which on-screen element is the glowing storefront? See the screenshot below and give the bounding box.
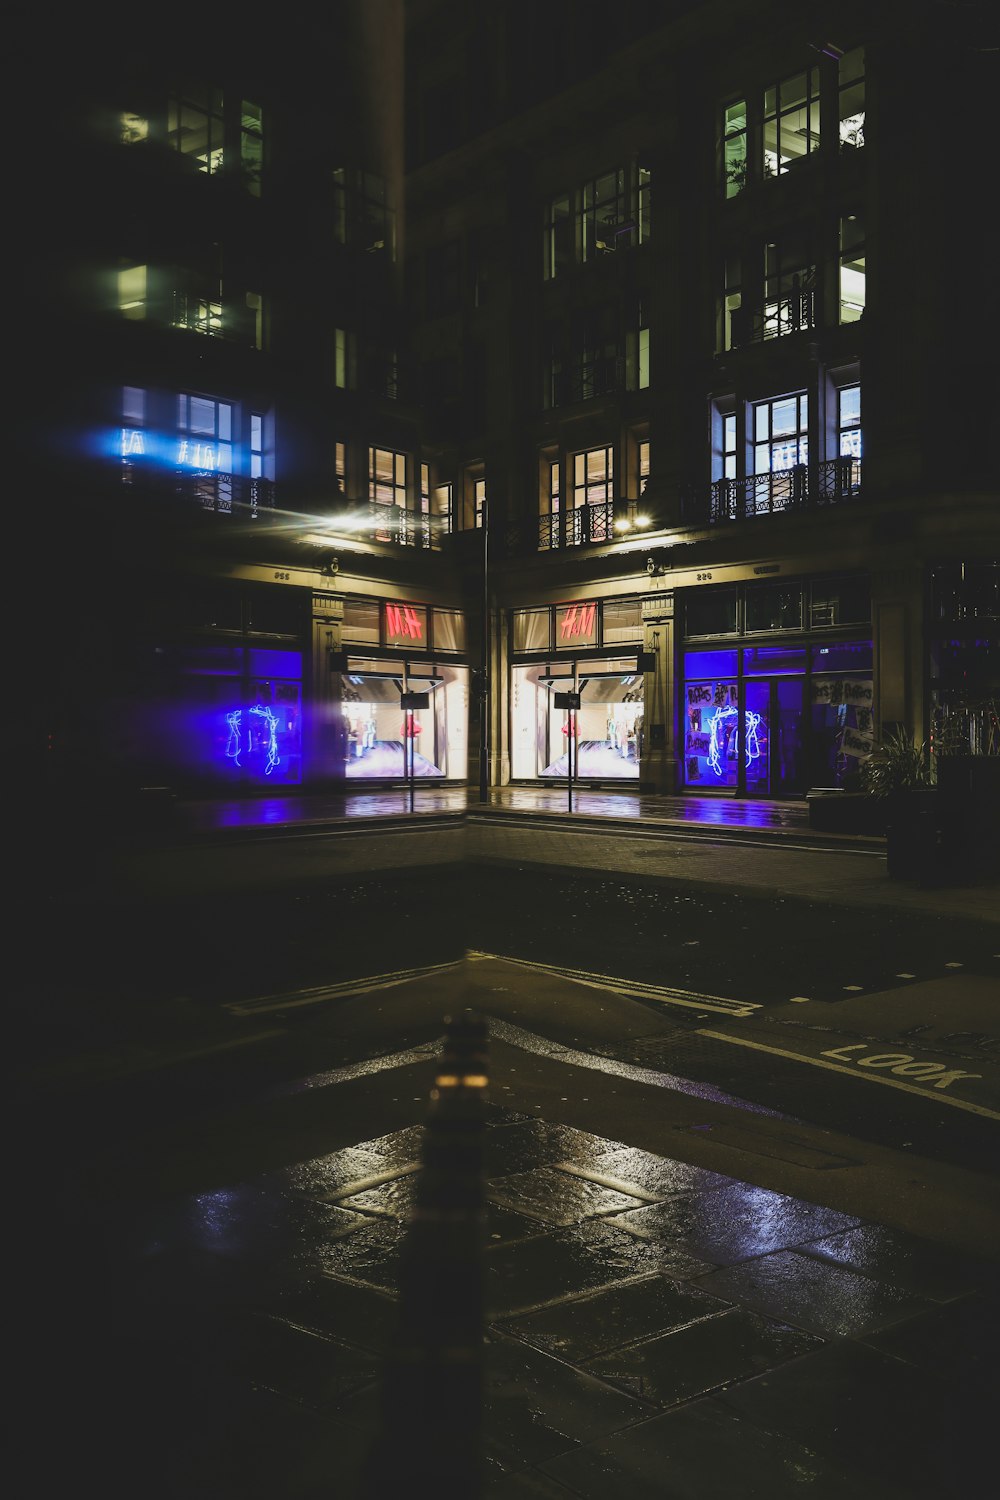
[510,597,646,782]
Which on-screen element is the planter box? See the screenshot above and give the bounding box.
[806,789,886,835]
[935,757,1000,877]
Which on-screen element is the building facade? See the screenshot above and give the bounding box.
[405,0,998,798]
[34,1,998,810]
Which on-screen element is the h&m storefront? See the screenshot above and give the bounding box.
[509,595,648,782]
[332,594,469,783]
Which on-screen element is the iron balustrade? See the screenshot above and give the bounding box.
[176,471,274,516]
[729,287,816,347]
[682,457,861,525]
[367,501,442,548]
[537,498,635,550]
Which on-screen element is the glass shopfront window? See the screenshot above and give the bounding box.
[146,645,303,787]
[337,658,468,781]
[682,640,872,793]
[809,642,874,785]
[512,608,551,652]
[511,660,643,780]
[682,679,740,788]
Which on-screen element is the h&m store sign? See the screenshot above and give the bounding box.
[556,602,597,645]
[385,601,426,646]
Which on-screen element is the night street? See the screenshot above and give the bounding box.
[17,810,1000,1497]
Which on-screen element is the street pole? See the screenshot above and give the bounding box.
[479,521,489,804]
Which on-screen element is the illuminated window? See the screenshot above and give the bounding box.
[474,477,487,529]
[583,169,628,260]
[543,162,649,280]
[722,414,737,480]
[168,84,224,173]
[543,193,572,280]
[118,263,147,319]
[121,386,146,484]
[433,482,453,536]
[638,439,650,492]
[369,447,406,541]
[626,301,650,390]
[754,393,808,473]
[567,447,614,544]
[839,214,866,322]
[838,385,862,458]
[240,100,263,194]
[549,457,561,540]
[250,415,263,479]
[419,462,431,547]
[763,234,815,339]
[173,287,222,337]
[171,247,223,337]
[722,253,743,350]
[335,441,346,493]
[763,70,821,177]
[177,394,233,513]
[722,99,747,196]
[335,328,357,389]
[838,47,866,150]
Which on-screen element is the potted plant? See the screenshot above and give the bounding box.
[858,726,939,880]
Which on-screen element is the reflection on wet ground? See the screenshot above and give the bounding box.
[66,1095,997,1498]
[177,783,817,834]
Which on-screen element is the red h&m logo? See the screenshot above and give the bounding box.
[386,603,425,641]
[558,603,596,640]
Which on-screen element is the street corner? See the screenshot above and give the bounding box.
[704,974,1000,1120]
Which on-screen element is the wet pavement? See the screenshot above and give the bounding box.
[21,783,1000,1496]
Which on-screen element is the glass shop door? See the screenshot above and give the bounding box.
[742,678,806,796]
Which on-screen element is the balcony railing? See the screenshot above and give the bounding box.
[176,472,274,516]
[729,288,816,348]
[682,457,861,525]
[364,501,443,549]
[538,498,637,550]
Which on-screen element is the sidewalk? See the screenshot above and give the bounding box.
[23,958,999,1500]
[159,782,999,924]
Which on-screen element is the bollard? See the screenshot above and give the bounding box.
[360,1010,489,1498]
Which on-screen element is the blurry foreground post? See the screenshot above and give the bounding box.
[361,1010,489,1497]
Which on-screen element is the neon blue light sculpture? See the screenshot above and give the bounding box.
[225,710,243,766]
[224,704,280,774]
[249,704,281,774]
[706,705,763,776]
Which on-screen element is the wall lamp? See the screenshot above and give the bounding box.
[614,512,652,534]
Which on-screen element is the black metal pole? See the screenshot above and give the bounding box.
[567,709,574,813]
[478,523,489,804]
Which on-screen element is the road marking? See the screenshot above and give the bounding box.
[226,959,464,1015]
[468,951,759,1017]
[698,1030,1000,1120]
[487,1017,789,1117]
